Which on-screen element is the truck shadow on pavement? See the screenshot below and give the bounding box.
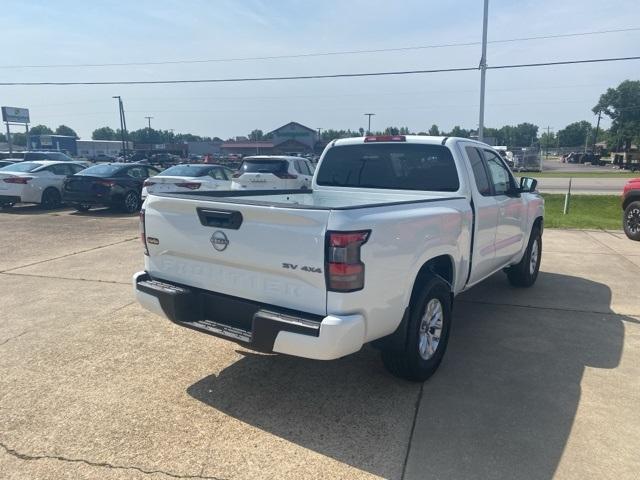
[188,272,627,480]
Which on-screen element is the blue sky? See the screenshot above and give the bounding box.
[3,0,640,139]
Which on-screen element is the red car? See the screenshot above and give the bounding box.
[622,177,640,240]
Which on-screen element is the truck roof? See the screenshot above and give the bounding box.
[330,135,493,148]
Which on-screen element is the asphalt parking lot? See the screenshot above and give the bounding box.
[1,206,639,480]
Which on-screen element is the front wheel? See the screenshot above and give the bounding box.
[623,201,640,241]
[381,277,452,382]
[506,226,542,287]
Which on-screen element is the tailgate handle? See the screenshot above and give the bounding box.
[196,208,243,230]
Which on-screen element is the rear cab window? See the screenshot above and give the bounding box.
[316,143,459,191]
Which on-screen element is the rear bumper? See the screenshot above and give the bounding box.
[133,271,364,360]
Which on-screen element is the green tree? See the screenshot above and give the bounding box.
[55,124,79,138]
[428,124,440,136]
[248,129,264,141]
[29,124,54,136]
[593,80,640,150]
[384,126,400,135]
[540,130,556,151]
[557,121,592,147]
[448,126,470,138]
[92,126,117,140]
[11,132,27,146]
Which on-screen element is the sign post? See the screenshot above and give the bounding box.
[2,106,31,155]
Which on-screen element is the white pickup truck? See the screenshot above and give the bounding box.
[134,135,544,381]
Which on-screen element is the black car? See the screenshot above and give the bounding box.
[62,163,160,213]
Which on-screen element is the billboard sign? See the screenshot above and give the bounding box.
[1,106,30,124]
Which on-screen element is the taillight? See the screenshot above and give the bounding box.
[326,230,370,292]
[364,135,406,142]
[176,182,201,190]
[274,172,298,179]
[97,179,115,187]
[3,177,32,184]
[143,180,156,187]
[139,209,149,256]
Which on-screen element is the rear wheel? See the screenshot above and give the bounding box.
[381,276,452,382]
[623,201,640,241]
[122,191,141,213]
[506,226,542,287]
[40,188,61,209]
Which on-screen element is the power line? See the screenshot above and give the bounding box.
[2,56,639,86]
[1,27,639,69]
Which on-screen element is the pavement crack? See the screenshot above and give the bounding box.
[0,237,137,273]
[0,271,129,285]
[0,331,28,347]
[401,381,424,479]
[0,440,224,479]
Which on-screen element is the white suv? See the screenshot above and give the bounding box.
[231,156,313,190]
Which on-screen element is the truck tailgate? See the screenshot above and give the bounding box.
[143,195,330,315]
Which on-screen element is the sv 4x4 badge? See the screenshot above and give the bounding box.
[282,263,322,273]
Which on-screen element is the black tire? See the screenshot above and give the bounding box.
[381,277,452,382]
[40,188,61,210]
[74,203,91,212]
[122,191,141,214]
[506,226,542,287]
[623,201,640,241]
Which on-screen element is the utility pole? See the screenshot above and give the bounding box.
[145,116,153,130]
[113,96,128,157]
[316,127,322,139]
[478,0,489,142]
[364,113,375,135]
[544,126,553,160]
[593,110,601,152]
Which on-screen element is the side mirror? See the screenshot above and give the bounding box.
[519,176,538,193]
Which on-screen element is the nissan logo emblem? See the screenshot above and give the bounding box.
[210,231,229,251]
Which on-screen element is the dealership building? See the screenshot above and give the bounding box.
[221,122,319,156]
[77,140,133,159]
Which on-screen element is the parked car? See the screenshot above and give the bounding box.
[0,160,87,209]
[22,151,76,162]
[622,177,640,241]
[150,153,180,168]
[134,135,544,381]
[142,164,234,200]
[62,163,160,213]
[92,153,116,162]
[231,155,313,190]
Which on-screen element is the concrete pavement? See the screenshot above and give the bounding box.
[1,205,639,479]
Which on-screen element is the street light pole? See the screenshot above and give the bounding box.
[478,0,489,143]
[145,116,153,130]
[364,113,375,135]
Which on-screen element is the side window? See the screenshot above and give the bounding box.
[126,167,145,179]
[484,151,513,196]
[301,161,312,175]
[293,160,303,174]
[306,161,315,174]
[46,164,71,175]
[465,147,491,196]
[210,168,226,180]
[145,167,160,177]
[69,164,85,174]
